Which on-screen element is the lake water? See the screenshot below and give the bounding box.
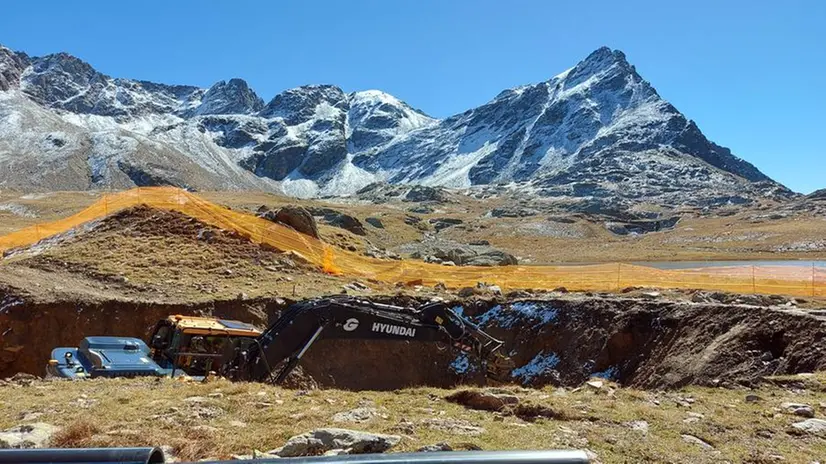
[631,260,826,270]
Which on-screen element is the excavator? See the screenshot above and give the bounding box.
[47,297,512,383]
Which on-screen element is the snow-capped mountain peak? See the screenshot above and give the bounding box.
[346,89,437,152]
[18,51,203,120]
[0,45,791,208]
[193,78,263,116]
[259,84,348,123]
[0,45,29,91]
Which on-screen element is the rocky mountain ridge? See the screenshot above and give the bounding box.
[0,44,793,209]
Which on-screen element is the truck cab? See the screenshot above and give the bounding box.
[47,315,262,379]
[47,336,167,379]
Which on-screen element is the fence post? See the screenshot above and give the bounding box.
[752,265,756,294]
[813,263,816,298]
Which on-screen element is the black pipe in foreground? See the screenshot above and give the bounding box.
[0,449,590,464]
[0,447,164,464]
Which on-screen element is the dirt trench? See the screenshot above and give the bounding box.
[2,291,825,390]
[464,298,826,388]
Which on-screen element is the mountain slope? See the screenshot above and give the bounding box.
[0,44,792,207]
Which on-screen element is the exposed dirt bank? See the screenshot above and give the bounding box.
[2,292,825,390]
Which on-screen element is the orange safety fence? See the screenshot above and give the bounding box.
[0,186,824,298]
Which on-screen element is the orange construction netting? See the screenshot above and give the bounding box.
[0,187,824,298]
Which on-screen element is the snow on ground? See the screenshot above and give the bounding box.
[319,155,379,197]
[19,193,54,200]
[63,112,183,135]
[553,67,574,81]
[279,176,320,199]
[0,91,86,164]
[418,142,498,189]
[511,351,561,384]
[0,202,38,217]
[450,353,477,374]
[591,366,620,381]
[475,302,560,329]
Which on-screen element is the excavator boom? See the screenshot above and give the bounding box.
[221,297,508,383]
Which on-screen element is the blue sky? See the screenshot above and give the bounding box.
[2,0,824,193]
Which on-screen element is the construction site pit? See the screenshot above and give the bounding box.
[2,292,825,391]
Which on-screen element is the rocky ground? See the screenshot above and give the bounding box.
[1,188,826,462]
[1,374,826,463]
[4,186,826,267]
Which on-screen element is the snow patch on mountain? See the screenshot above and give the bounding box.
[0,44,790,206]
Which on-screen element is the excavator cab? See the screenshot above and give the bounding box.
[147,315,262,377]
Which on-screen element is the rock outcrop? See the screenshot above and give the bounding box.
[0,423,56,449]
[258,205,320,239]
[267,428,401,457]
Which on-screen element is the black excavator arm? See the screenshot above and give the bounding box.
[221,297,509,383]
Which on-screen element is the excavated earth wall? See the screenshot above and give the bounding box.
[1,291,825,390]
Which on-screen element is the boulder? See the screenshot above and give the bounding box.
[625,420,649,434]
[258,205,319,239]
[0,423,57,449]
[430,246,517,267]
[404,185,448,203]
[231,450,279,460]
[547,216,576,224]
[428,218,463,232]
[196,228,216,241]
[331,407,381,423]
[420,418,485,436]
[465,250,518,267]
[605,217,680,236]
[586,380,604,390]
[364,246,400,260]
[781,402,815,418]
[7,373,38,386]
[268,428,401,457]
[408,205,434,214]
[489,207,538,218]
[365,217,384,229]
[789,418,826,436]
[417,442,453,452]
[681,434,713,450]
[307,207,367,236]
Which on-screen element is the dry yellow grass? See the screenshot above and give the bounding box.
[0,205,395,303]
[2,376,826,463]
[3,189,826,266]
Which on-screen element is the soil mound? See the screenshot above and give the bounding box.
[2,205,324,301]
[21,205,308,271]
